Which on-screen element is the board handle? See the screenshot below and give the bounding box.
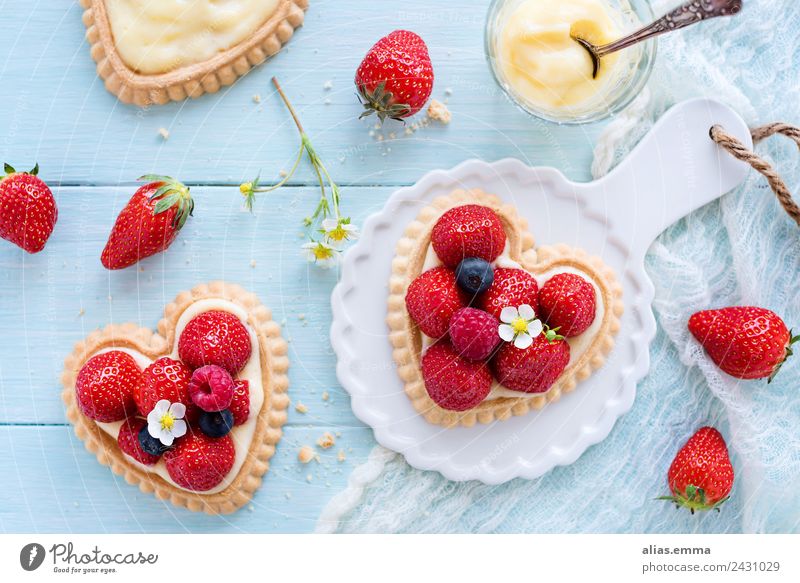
[580,98,752,258]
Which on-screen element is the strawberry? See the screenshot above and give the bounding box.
[229,380,250,425]
[478,268,539,320]
[101,175,193,270]
[421,341,492,411]
[0,163,58,253]
[164,430,235,491]
[405,267,467,338]
[659,426,734,513]
[538,273,597,337]
[355,30,434,121]
[688,306,796,381]
[75,351,140,422]
[134,357,197,420]
[178,311,252,375]
[431,205,507,269]
[492,331,570,393]
[449,307,501,361]
[117,417,160,466]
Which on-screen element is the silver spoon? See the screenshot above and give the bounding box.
[573,0,743,79]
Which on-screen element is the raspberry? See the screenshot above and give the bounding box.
[538,273,597,337]
[449,308,501,361]
[421,341,492,411]
[188,365,235,412]
[431,205,507,268]
[405,267,467,338]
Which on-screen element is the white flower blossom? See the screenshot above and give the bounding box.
[498,304,543,349]
[147,399,187,446]
[302,240,339,268]
[321,217,359,248]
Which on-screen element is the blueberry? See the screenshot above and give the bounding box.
[455,257,494,295]
[138,425,169,456]
[198,409,234,438]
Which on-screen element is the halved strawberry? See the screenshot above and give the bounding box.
[478,268,539,320]
[492,332,570,393]
[164,430,235,491]
[421,341,492,411]
[431,205,507,269]
[405,267,467,338]
[75,351,140,422]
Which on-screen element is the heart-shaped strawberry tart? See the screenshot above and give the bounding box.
[80,0,308,106]
[61,282,289,514]
[387,190,624,427]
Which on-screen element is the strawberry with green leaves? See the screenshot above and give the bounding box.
[0,163,58,254]
[101,175,193,270]
[355,30,434,122]
[659,427,734,514]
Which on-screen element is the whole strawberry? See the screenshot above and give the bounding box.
[421,341,492,411]
[405,267,467,338]
[355,30,434,122]
[478,268,539,320]
[659,426,734,514]
[492,330,570,393]
[0,163,58,253]
[538,273,597,337]
[101,175,193,270]
[134,357,197,420]
[431,205,507,269]
[229,380,250,426]
[178,311,252,375]
[164,430,235,491]
[75,350,140,422]
[688,306,796,381]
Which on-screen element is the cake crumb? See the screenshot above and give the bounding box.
[445,87,453,96]
[427,99,451,124]
[250,259,257,268]
[317,432,336,449]
[298,313,306,321]
[78,308,85,317]
[279,169,288,177]
[295,402,308,414]
[323,80,333,91]
[253,93,262,104]
[298,445,318,464]
[337,450,346,463]
[158,127,170,140]
[306,474,313,483]
[321,391,329,401]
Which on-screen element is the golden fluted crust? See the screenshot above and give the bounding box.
[387,189,624,428]
[80,0,308,106]
[61,281,290,514]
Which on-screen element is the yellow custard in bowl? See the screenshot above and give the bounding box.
[486,0,656,124]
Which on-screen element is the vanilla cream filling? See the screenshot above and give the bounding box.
[95,299,264,494]
[105,0,281,75]
[419,242,605,400]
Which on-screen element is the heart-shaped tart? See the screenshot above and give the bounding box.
[80,0,308,106]
[387,189,624,427]
[61,282,289,514]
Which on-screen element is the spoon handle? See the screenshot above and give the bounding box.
[595,0,743,58]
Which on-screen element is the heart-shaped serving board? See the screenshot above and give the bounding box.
[331,98,752,484]
[61,282,290,514]
[80,0,308,106]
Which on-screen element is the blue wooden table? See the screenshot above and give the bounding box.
[0,0,610,533]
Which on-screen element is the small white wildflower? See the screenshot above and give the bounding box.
[146,400,187,446]
[302,240,339,268]
[498,304,543,350]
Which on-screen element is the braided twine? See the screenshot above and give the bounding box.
[710,123,800,227]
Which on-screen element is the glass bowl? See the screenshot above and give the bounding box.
[485,0,656,125]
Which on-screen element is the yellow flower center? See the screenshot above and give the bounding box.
[327,225,348,242]
[511,317,529,335]
[313,244,334,261]
[239,182,252,194]
[160,413,175,431]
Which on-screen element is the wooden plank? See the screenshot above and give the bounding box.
[0,425,374,533]
[0,186,393,427]
[0,1,601,186]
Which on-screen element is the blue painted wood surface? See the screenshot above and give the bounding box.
[0,0,610,532]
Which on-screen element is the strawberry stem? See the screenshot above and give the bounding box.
[139,175,194,230]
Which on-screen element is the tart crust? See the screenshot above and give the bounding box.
[387,189,624,428]
[80,0,308,106]
[61,282,290,514]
